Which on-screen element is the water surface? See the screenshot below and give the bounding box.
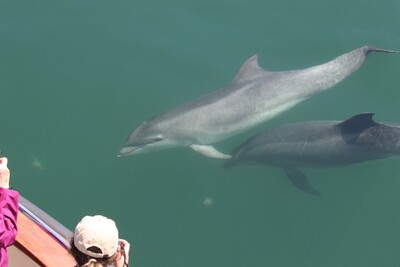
[1,1,400,266]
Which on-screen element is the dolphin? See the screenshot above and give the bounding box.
[118,46,399,159]
[224,113,400,195]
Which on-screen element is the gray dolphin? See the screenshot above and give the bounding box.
[224,113,400,195]
[118,46,399,159]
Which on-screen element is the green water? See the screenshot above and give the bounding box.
[1,1,400,266]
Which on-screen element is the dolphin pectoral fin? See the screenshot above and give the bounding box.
[283,168,321,196]
[189,145,232,159]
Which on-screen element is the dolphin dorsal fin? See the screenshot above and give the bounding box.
[338,113,377,143]
[231,55,267,84]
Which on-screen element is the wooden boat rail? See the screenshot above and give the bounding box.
[9,195,76,267]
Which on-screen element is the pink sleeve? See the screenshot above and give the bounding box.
[0,187,19,247]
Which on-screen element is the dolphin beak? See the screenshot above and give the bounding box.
[117,146,139,157]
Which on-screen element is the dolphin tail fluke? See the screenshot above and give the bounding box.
[189,144,232,160]
[284,168,321,196]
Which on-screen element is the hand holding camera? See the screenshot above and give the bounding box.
[0,154,10,189]
[117,239,130,267]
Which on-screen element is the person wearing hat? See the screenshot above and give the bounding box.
[70,215,130,267]
[0,156,19,267]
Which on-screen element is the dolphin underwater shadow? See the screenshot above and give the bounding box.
[224,113,400,195]
[118,46,399,159]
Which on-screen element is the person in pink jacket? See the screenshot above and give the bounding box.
[0,156,19,266]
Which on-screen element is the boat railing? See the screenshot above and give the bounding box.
[18,195,72,248]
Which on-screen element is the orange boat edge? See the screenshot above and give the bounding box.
[9,195,76,267]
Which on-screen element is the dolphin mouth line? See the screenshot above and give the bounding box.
[117,146,142,157]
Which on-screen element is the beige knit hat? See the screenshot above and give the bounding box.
[74,215,119,258]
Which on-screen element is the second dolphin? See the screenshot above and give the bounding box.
[224,113,400,195]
